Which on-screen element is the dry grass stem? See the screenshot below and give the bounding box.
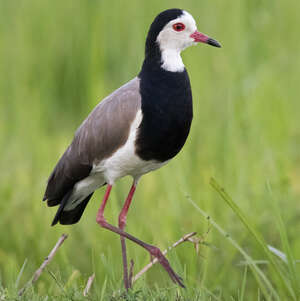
[18,234,68,296]
[83,273,95,297]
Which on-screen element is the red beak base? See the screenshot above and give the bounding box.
[190,31,221,48]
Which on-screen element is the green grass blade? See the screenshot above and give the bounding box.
[240,266,247,301]
[274,216,300,294]
[201,285,222,301]
[266,182,300,295]
[188,197,279,301]
[210,178,296,300]
[15,258,27,289]
[100,278,107,301]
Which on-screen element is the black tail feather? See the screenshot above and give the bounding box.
[51,190,73,226]
[51,193,94,226]
[47,199,60,207]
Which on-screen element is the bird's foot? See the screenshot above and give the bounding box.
[146,245,185,288]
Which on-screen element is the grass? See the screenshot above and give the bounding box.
[1,0,300,299]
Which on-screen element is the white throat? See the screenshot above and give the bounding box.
[156,10,197,73]
[160,49,184,72]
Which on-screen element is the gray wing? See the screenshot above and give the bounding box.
[43,77,141,206]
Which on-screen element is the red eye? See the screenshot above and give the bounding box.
[172,23,185,32]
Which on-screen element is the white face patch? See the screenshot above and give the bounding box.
[156,11,198,72]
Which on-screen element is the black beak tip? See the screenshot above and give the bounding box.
[207,38,222,48]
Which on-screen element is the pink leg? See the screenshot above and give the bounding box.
[119,183,136,230]
[96,185,184,288]
[118,183,136,290]
[97,184,112,217]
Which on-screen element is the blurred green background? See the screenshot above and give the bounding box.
[1,0,300,299]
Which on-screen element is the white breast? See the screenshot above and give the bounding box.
[93,109,168,184]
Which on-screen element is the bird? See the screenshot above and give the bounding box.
[43,8,221,290]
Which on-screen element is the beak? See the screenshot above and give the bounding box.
[190,31,221,48]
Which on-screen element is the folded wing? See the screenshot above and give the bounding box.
[43,78,141,218]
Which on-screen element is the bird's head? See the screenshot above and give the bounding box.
[144,9,221,72]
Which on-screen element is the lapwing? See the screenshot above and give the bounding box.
[43,8,221,290]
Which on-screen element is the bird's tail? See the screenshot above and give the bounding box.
[51,192,94,226]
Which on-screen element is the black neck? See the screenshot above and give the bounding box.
[139,49,162,76]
